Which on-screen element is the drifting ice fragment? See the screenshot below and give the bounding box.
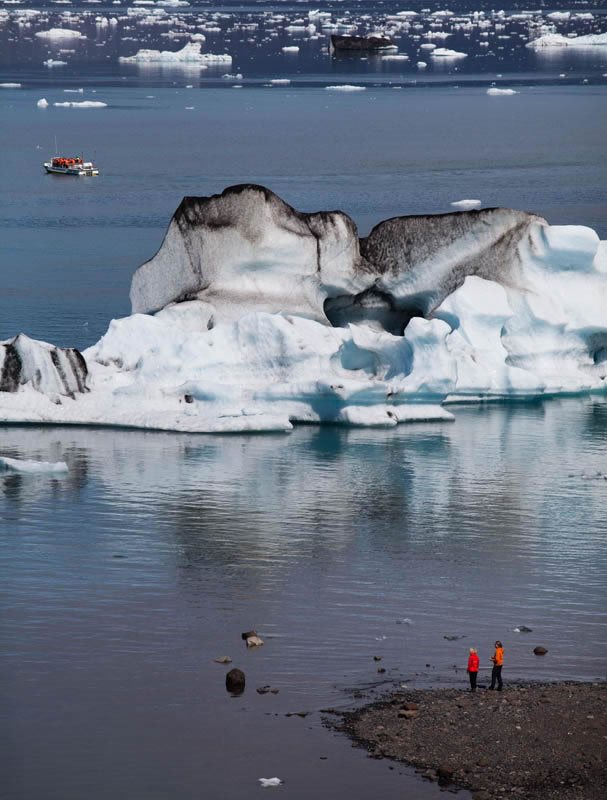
[53,101,107,108]
[119,42,231,65]
[325,85,366,91]
[487,88,518,96]
[527,32,607,48]
[0,457,69,475]
[450,199,481,209]
[259,778,283,788]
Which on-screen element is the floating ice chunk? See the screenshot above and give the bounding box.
[281,45,299,53]
[527,32,607,48]
[270,78,290,85]
[0,82,21,88]
[450,199,481,209]
[259,778,283,788]
[0,456,69,475]
[417,61,427,68]
[487,88,518,96]
[53,100,107,108]
[43,59,68,67]
[431,48,467,58]
[381,54,409,61]
[119,42,231,64]
[35,28,86,40]
[37,97,49,107]
[2,186,606,432]
[325,84,366,92]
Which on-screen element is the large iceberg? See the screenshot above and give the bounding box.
[1,185,606,433]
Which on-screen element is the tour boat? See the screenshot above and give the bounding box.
[44,156,99,176]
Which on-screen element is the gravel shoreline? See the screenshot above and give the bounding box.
[333,682,606,800]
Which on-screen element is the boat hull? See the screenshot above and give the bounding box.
[44,163,99,176]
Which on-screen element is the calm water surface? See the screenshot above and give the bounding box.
[1,400,606,799]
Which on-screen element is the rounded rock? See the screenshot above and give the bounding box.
[226,667,246,694]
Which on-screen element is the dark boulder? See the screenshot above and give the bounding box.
[226,668,246,694]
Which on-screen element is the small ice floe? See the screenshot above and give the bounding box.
[431,48,467,59]
[35,28,86,40]
[487,87,518,96]
[417,61,427,68]
[53,101,107,108]
[513,625,533,633]
[281,45,299,53]
[37,98,49,108]
[270,78,290,85]
[382,54,409,61]
[325,85,366,92]
[43,59,67,67]
[450,199,482,210]
[259,778,283,788]
[0,82,21,88]
[0,456,69,475]
[119,43,231,65]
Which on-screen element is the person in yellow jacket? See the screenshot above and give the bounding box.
[489,640,504,691]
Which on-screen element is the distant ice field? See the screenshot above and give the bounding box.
[1,2,607,88]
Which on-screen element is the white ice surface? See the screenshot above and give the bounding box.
[53,100,107,107]
[431,48,467,58]
[0,456,69,474]
[325,85,366,91]
[450,199,481,209]
[487,88,518,96]
[1,211,606,433]
[35,28,86,39]
[119,42,231,64]
[526,32,607,48]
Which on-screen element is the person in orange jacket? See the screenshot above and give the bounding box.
[467,647,479,692]
[489,640,504,691]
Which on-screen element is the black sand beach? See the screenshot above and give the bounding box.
[335,683,606,800]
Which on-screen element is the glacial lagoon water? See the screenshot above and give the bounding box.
[2,3,607,798]
[1,401,607,800]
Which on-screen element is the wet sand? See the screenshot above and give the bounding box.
[334,682,606,800]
